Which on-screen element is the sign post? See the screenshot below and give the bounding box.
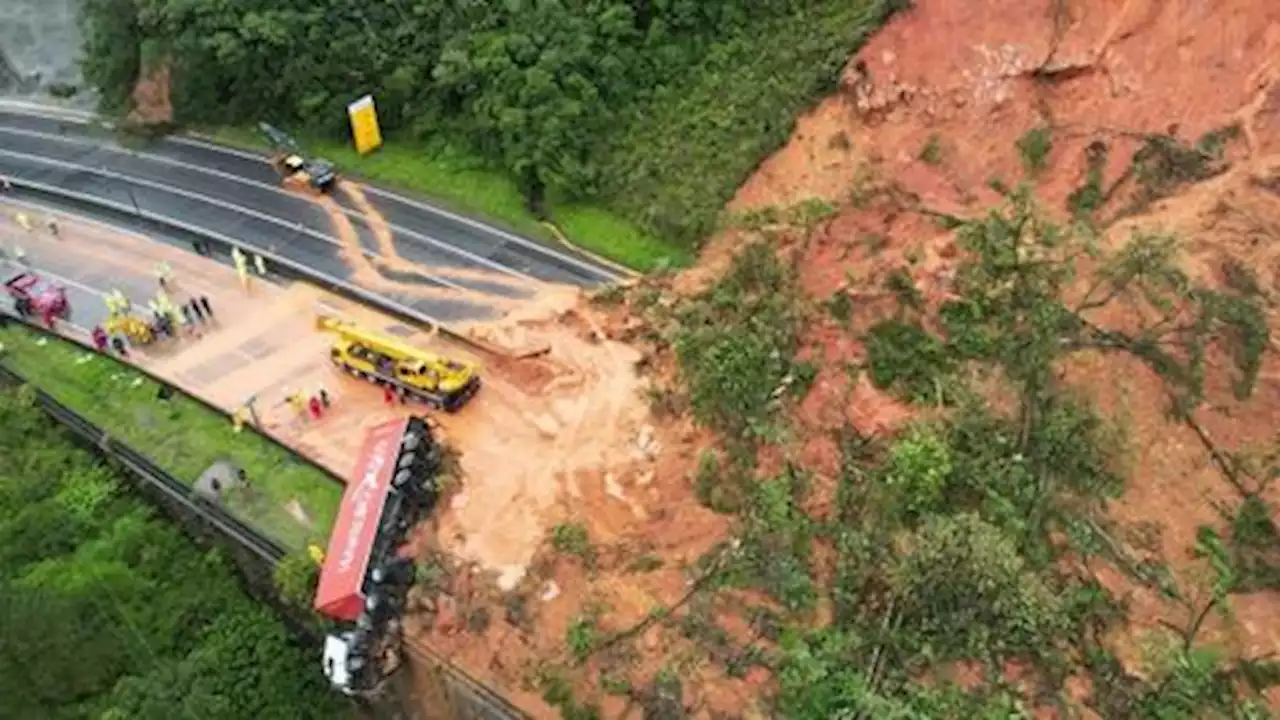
[347,95,383,156]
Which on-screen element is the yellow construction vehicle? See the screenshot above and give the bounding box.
[316,315,480,411]
[105,312,155,345]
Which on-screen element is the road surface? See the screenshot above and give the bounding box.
[0,106,623,324]
[0,203,527,720]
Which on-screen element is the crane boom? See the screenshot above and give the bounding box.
[315,315,481,412]
[316,315,446,365]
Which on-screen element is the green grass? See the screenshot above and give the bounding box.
[195,127,685,272]
[0,325,341,552]
[553,204,694,270]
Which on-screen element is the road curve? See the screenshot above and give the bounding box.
[0,107,624,324]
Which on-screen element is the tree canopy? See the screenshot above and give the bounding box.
[0,385,347,719]
[80,0,906,245]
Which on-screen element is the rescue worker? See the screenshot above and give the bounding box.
[91,325,108,352]
[287,390,306,418]
[155,261,172,290]
[232,247,250,290]
[146,298,161,326]
[189,297,205,324]
[110,289,130,314]
[253,253,267,276]
[15,213,31,232]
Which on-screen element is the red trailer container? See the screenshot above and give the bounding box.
[315,416,444,695]
[314,418,406,621]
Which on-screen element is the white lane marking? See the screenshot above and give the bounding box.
[364,183,633,280]
[0,125,540,284]
[0,105,627,282]
[170,135,264,161]
[172,134,629,282]
[1,257,105,298]
[5,176,472,333]
[0,195,155,241]
[0,100,99,124]
[0,146,480,293]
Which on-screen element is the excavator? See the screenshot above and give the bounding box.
[316,315,481,411]
[259,122,337,193]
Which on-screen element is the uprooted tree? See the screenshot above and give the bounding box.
[621,182,1276,718]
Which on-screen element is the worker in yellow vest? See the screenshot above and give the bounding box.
[154,261,173,290]
[232,247,251,292]
[111,289,130,314]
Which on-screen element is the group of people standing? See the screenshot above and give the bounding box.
[89,267,218,357]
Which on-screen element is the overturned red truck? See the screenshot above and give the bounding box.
[315,416,443,695]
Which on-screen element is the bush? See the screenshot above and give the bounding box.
[1017,126,1053,175]
[863,320,954,402]
[552,522,596,569]
[673,242,805,441]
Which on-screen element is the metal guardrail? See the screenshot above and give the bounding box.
[0,312,527,720]
[0,353,286,566]
[0,292,354,490]
[3,178,523,358]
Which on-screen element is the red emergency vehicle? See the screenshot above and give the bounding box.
[4,271,70,328]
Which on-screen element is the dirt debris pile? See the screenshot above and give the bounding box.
[388,2,1280,716]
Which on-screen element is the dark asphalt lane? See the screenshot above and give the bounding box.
[1,253,127,332]
[0,128,495,278]
[142,135,614,284]
[0,163,500,324]
[0,110,623,288]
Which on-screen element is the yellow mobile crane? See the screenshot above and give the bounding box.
[316,315,481,411]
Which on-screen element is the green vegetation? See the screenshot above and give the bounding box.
[0,384,347,719]
[641,179,1276,716]
[566,615,600,665]
[201,127,688,271]
[670,241,811,443]
[1017,125,1053,175]
[918,132,944,165]
[82,0,907,263]
[1067,127,1240,224]
[552,521,597,570]
[0,325,341,551]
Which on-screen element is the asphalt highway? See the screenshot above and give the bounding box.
[0,212,527,719]
[0,107,623,324]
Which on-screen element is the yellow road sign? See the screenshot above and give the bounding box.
[347,94,383,156]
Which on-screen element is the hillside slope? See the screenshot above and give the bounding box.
[400,2,1280,717]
